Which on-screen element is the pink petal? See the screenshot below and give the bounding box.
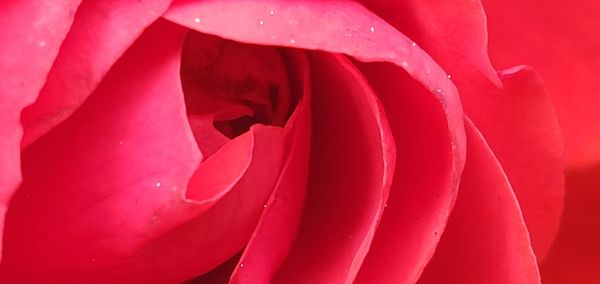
[358,0,564,261]
[418,119,540,284]
[484,0,600,168]
[230,50,312,283]
[21,0,173,148]
[1,20,287,283]
[0,0,82,259]
[272,53,395,283]
[354,62,462,283]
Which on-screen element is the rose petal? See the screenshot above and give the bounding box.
[540,164,600,283]
[484,0,600,168]
[357,0,564,261]
[1,20,287,283]
[0,0,82,259]
[359,0,501,86]
[21,0,173,148]
[418,119,540,284]
[354,62,461,283]
[229,50,312,283]
[270,53,395,283]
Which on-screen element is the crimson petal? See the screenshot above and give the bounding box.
[485,0,600,167]
[418,119,540,284]
[0,0,82,259]
[358,0,564,260]
[354,62,461,283]
[271,53,395,283]
[21,0,174,148]
[230,50,312,283]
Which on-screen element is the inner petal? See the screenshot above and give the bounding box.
[180,31,292,158]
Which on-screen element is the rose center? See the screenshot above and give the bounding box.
[180,31,293,158]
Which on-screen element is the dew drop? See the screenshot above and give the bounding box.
[240,263,245,268]
[401,61,409,67]
[38,40,47,47]
[269,10,275,16]
[263,204,268,208]
[258,19,265,27]
[369,25,375,33]
[118,140,124,145]
[447,74,452,79]
[384,203,388,208]
[289,38,296,44]
[425,67,432,74]
[411,42,417,47]
[193,17,201,24]
[343,29,354,38]
[435,88,444,95]
[155,181,162,188]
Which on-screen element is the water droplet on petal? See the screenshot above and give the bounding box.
[38,40,47,47]
[289,38,296,44]
[343,29,354,38]
[401,61,409,67]
[258,19,265,27]
[384,203,388,208]
[194,17,201,24]
[155,181,162,188]
[369,26,376,33]
[435,88,444,95]
[240,263,245,268]
[263,204,268,208]
[411,42,417,47]
[425,67,432,74]
[447,74,452,79]
[269,10,275,16]
[118,140,124,145]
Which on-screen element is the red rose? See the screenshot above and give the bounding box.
[0,0,596,283]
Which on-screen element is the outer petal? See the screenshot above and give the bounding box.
[359,0,564,260]
[418,119,540,284]
[1,20,287,283]
[21,0,173,147]
[540,164,600,283]
[484,0,600,168]
[0,0,82,258]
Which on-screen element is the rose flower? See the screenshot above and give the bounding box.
[0,0,598,283]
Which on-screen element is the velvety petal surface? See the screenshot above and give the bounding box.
[418,119,540,284]
[1,20,287,283]
[540,164,600,283]
[0,0,82,258]
[354,62,459,283]
[484,0,600,168]
[359,0,564,260]
[270,53,395,283]
[165,1,466,282]
[21,0,173,148]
